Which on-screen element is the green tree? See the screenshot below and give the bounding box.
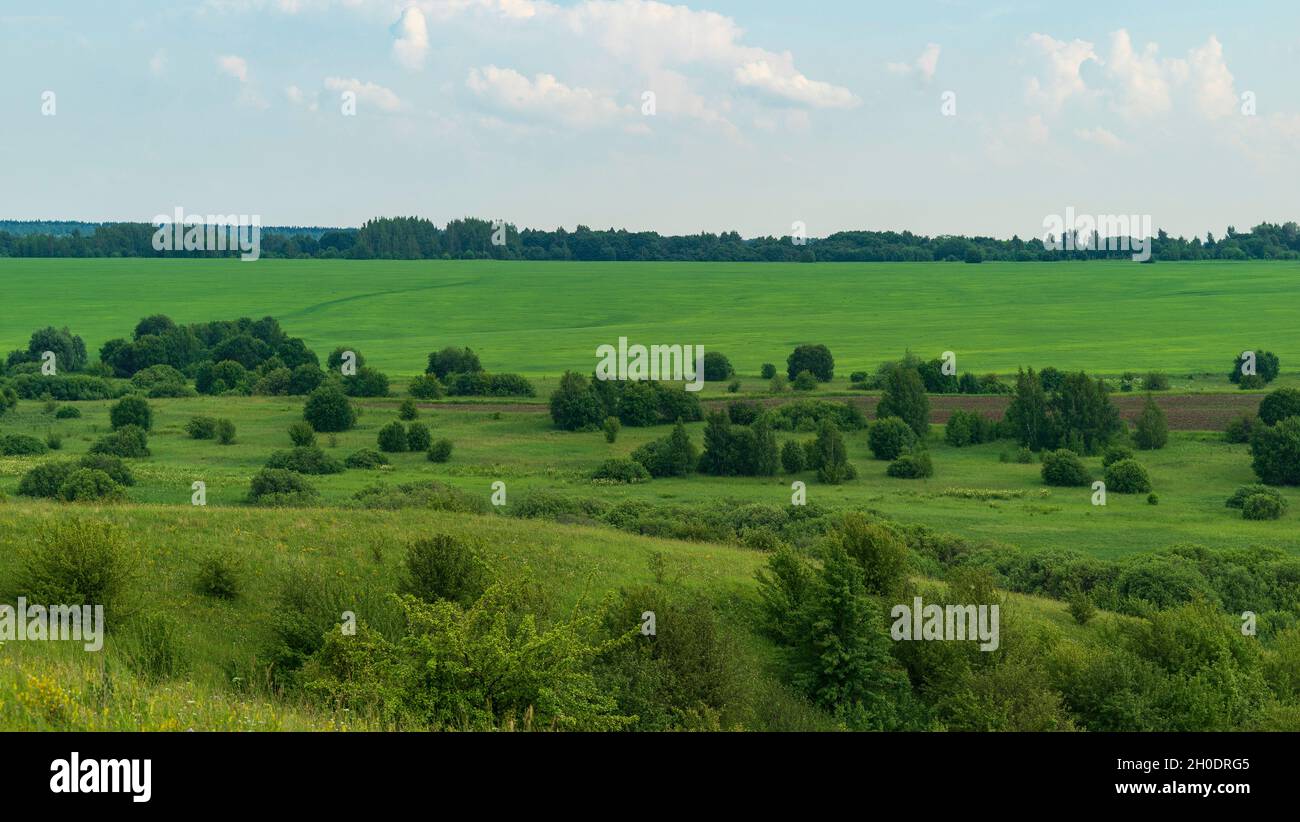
[876,367,929,438]
[1134,395,1168,450]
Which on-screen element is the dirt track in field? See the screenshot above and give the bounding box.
[411,393,1262,431]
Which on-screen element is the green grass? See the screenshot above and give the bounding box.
[3,258,1299,380]
[2,394,1294,560]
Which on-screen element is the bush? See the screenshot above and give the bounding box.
[944,409,992,447]
[727,379,741,393]
[1141,372,1170,391]
[727,400,762,426]
[57,468,126,502]
[215,419,236,445]
[868,417,917,460]
[288,420,316,447]
[427,439,454,463]
[786,344,834,382]
[195,552,242,599]
[603,416,620,443]
[631,421,697,477]
[1243,493,1285,521]
[88,425,149,458]
[761,363,776,379]
[769,373,789,393]
[377,421,409,453]
[398,399,419,421]
[549,371,604,431]
[265,446,345,475]
[1231,350,1280,385]
[131,364,192,398]
[1259,388,1300,426]
[780,439,805,473]
[1133,395,1168,450]
[1225,413,1257,444]
[400,535,488,605]
[1067,587,1095,625]
[876,367,929,438]
[54,405,81,419]
[1104,458,1152,494]
[44,432,62,450]
[345,448,389,469]
[407,374,445,400]
[1102,445,1133,467]
[426,346,481,380]
[343,366,390,398]
[592,458,652,484]
[813,418,855,484]
[17,461,76,498]
[702,351,733,381]
[289,364,326,395]
[1226,484,1287,510]
[1042,449,1090,486]
[303,383,356,432]
[186,416,218,439]
[11,374,118,401]
[0,433,48,455]
[17,519,137,619]
[77,454,135,486]
[247,468,319,505]
[108,396,153,431]
[1239,374,1267,390]
[887,451,933,479]
[1251,417,1300,485]
[406,422,432,452]
[1147,493,1159,505]
[792,370,818,391]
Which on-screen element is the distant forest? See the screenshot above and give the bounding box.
[2,216,1298,262]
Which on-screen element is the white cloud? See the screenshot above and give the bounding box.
[734,52,858,109]
[1187,35,1237,119]
[1076,126,1124,150]
[1105,29,1173,117]
[887,43,941,82]
[391,5,429,70]
[1025,33,1097,110]
[466,65,630,128]
[216,54,250,82]
[324,76,405,112]
[149,49,167,76]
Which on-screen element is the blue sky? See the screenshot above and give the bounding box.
[2,0,1298,237]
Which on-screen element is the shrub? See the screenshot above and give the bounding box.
[876,367,929,438]
[867,417,916,460]
[813,418,855,484]
[944,409,992,447]
[1141,372,1170,391]
[792,370,818,391]
[77,454,135,486]
[603,416,620,443]
[18,461,76,498]
[247,468,319,505]
[186,416,218,439]
[45,432,61,451]
[1243,493,1284,521]
[427,439,454,463]
[345,448,389,469]
[125,613,187,681]
[549,371,604,431]
[54,405,81,419]
[727,400,762,426]
[769,373,789,393]
[1239,374,1267,389]
[303,383,356,432]
[17,519,137,619]
[343,366,390,398]
[1067,587,1095,625]
[288,420,316,447]
[89,425,149,458]
[377,421,409,453]
[215,418,236,445]
[131,364,192,397]
[398,399,419,421]
[11,374,118,401]
[1225,413,1257,444]
[408,374,445,400]
[780,439,805,473]
[1251,417,1300,485]
[1015,446,1034,463]
[631,421,696,477]
[57,468,126,502]
[1147,493,1159,505]
[1133,395,1168,450]
[406,422,432,452]
[195,552,242,599]
[265,446,345,475]
[760,363,776,379]
[592,458,651,484]
[1105,458,1152,493]
[289,364,326,395]
[1042,449,1090,486]
[727,379,741,393]
[326,346,365,372]
[426,346,482,380]
[1226,484,1286,510]
[400,535,488,605]
[108,396,153,431]
[1259,388,1300,426]
[786,344,834,382]
[887,451,933,479]
[769,399,866,432]
[1102,445,1133,467]
[0,433,48,455]
[1231,350,1280,385]
[702,352,733,381]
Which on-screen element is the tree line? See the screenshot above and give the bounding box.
[3,217,1300,261]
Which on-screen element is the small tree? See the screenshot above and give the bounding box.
[303,383,356,432]
[780,439,805,473]
[1133,395,1168,450]
[407,422,432,452]
[288,421,316,447]
[602,416,620,443]
[813,418,855,484]
[876,367,929,438]
[786,344,834,382]
[549,371,604,431]
[1041,449,1090,487]
[1251,417,1300,485]
[1258,388,1300,426]
[110,396,152,431]
[868,417,916,460]
[701,352,733,381]
[398,398,419,420]
[377,421,409,452]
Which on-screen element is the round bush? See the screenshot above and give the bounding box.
[408,374,444,400]
[377,421,409,452]
[89,425,149,458]
[427,439,454,463]
[406,422,432,452]
[1104,458,1152,493]
[0,433,49,456]
[1259,388,1300,426]
[58,468,126,502]
[398,399,419,420]
[18,461,76,498]
[701,351,733,381]
[288,420,316,447]
[264,446,345,475]
[1042,449,1090,487]
[1243,493,1284,520]
[1102,445,1133,467]
[345,448,389,469]
[77,453,135,486]
[247,468,319,505]
[887,452,933,479]
[780,439,805,473]
[109,396,153,431]
[215,419,236,445]
[1226,484,1286,511]
[591,457,651,484]
[54,405,81,419]
[186,416,217,439]
[867,417,917,461]
[303,383,356,432]
[1250,416,1300,485]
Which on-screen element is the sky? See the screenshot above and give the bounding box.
[1,0,1298,238]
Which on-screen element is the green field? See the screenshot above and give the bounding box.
[4,258,1298,380]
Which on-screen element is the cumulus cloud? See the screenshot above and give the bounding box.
[391,5,429,70]
[1025,33,1098,110]
[1105,30,1173,117]
[466,65,631,128]
[216,54,250,82]
[887,43,941,82]
[1187,35,1237,119]
[325,76,405,112]
[734,52,858,109]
